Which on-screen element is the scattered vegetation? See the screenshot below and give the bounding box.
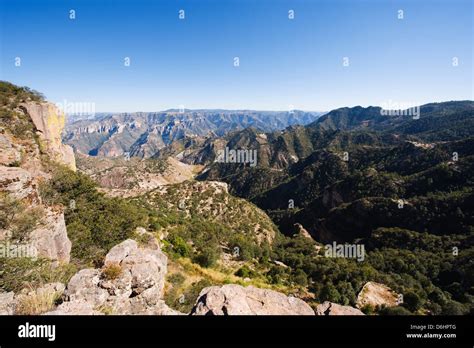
[0,193,43,242]
[39,164,149,266]
[0,257,77,293]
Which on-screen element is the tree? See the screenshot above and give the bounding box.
[403,291,421,312]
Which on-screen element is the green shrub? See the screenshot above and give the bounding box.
[39,165,149,266]
[379,306,412,315]
[167,273,186,286]
[168,235,191,257]
[0,257,77,293]
[0,193,43,241]
[164,278,213,313]
[402,291,422,312]
[193,247,219,268]
[235,265,257,278]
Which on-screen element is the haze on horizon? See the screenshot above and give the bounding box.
[0,0,472,112]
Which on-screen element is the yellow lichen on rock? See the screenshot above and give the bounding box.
[23,101,76,171]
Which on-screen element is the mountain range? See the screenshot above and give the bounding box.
[64,110,324,158]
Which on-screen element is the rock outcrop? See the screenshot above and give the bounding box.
[0,166,36,201]
[356,281,400,309]
[22,102,76,171]
[0,98,76,265]
[315,301,364,315]
[293,223,313,240]
[191,284,315,315]
[47,237,180,315]
[0,132,21,166]
[29,208,71,264]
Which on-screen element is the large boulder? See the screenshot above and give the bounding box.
[191,284,314,315]
[48,237,176,315]
[315,301,364,315]
[356,281,400,309]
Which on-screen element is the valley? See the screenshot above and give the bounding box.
[0,81,473,316]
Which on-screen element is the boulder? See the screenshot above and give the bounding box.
[48,237,171,315]
[191,284,314,315]
[356,281,400,309]
[315,301,364,315]
[65,269,110,307]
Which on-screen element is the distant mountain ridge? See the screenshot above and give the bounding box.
[64,110,324,158]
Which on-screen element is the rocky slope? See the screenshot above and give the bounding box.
[76,154,203,197]
[1,232,366,315]
[185,101,473,315]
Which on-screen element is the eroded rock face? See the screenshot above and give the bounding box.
[22,102,76,171]
[0,133,21,166]
[0,166,36,201]
[191,284,315,315]
[29,208,72,264]
[48,237,178,315]
[315,301,364,316]
[356,281,400,309]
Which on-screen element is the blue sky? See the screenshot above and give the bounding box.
[0,0,472,112]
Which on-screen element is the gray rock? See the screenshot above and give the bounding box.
[0,166,35,200]
[0,133,21,166]
[51,237,171,315]
[191,284,315,315]
[44,300,103,315]
[315,301,364,315]
[65,269,109,307]
[0,292,15,315]
[29,208,72,264]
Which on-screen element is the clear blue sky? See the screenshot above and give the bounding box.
[0,0,472,112]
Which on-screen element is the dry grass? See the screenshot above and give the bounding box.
[15,285,62,315]
[101,263,122,280]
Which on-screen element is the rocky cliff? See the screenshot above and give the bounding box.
[0,83,76,264]
[22,102,76,171]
